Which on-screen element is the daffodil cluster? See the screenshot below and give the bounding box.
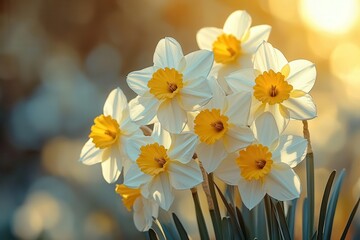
[79,10,316,232]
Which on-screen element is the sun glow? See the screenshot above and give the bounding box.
[300,0,358,34]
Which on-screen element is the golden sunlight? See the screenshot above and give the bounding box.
[300,0,358,34]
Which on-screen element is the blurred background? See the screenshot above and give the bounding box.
[0,0,359,239]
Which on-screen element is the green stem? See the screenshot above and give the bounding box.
[264,195,275,240]
[303,120,314,239]
[208,173,223,240]
[191,188,210,240]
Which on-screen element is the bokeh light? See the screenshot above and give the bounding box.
[300,0,359,34]
[1,0,359,239]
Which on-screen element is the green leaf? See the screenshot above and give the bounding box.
[286,199,297,239]
[148,229,159,240]
[209,210,222,240]
[221,217,234,240]
[340,196,360,240]
[235,207,249,239]
[207,173,223,240]
[317,170,336,240]
[302,198,309,240]
[191,189,210,240]
[324,169,346,239]
[306,152,315,239]
[265,195,275,240]
[153,218,175,239]
[172,213,190,240]
[214,182,245,239]
[312,231,317,240]
[274,202,291,240]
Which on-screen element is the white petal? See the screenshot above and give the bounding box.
[272,135,307,168]
[253,112,279,147]
[183,50,214,80]
[225,92,252,125]
[223,125,253,153]
[147,174,174,210]
[79,139,102,165]
[126,66,154,96]
[152,123,171,149]
[157,99,187,134]
[101,147,121,183]
[129,95,159,125]
[282,94,317,120]
[248,97,265,125]
[168,132,198,164]
[124,135,154,162]
[153,37,184,69]
[223,10,252,40]
[238,177,266,210]
[226,68,256,93]
[178,77,212,111]
[122,157,133,175]
[287,60,316,93]
[133,198,150,232]
[124,164,152,188]
[119,115,141,136]
[167,160,203,190]
[254,42,288,73]
[206,76,226,110]
[103,88,128,123]
[242,25,271,54]
[268,104,290,134]
[265,163,301,201]
[196,140,227,173]
[196,27,223,50]
[214,153,240,185]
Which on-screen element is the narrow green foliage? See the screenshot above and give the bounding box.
[265,195,281,240]
[209,210,222,240]
[214,182,245,239]
[274,202,291,240]
[221,217,234,240]
[148,229,159,240]
[286,199,297,239]
[312,231,318,240]
[235,207,249,239]
[153,218,174,240]
[303,198,309,240]
[191,190,210,240]
[207,173,223,240]
[324,169,346,239]
[306,152,315,239]
[172,213,190,240]
[340,196,360,240]
[317,170,336,240]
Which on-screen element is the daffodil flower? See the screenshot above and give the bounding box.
[193,79,254,173]
[115,184,159,232]
[226,41,317,132]
[127,37,214,133]
[215,112,308,210]
[124,124,203,210]
[79,88,141,183]
[196,10,271,93]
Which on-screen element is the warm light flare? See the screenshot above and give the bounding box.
[300,0,358,34]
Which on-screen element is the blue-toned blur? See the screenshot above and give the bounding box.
[0,0,359,239]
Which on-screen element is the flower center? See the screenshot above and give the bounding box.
[194,109,229,144]
[115,184,141,211]
[148,67,183,100]
[236,144,273,181]
[253,70,293,105]
[136,143,170,176]
[89,115,121,149]
[212,34,241,64]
